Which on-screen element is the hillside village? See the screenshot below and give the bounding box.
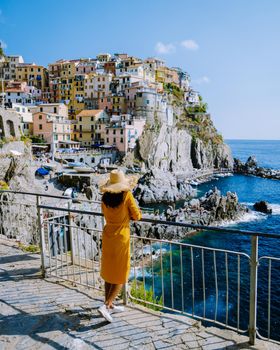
[0,48,203,158]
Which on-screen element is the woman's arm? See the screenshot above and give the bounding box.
[127,191,142,221]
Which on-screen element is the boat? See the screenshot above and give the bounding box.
[41,163,57,171]
[67,162,85,168]
[75,167,95,173]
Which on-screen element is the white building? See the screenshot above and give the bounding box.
[32,103,68,118]
[84,73,113,99]
[5,88,34,105]
[11,103,33,136]
[0,55,24,81]
[135,88,173,126]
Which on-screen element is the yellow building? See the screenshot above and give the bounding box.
[112,95,127,114]
[73,109,109,146]
[60,61,79,78]
[155,67,179,86]
[15,63,47,90]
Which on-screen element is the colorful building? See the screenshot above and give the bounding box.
[74,109,109,146]
[33,112,71,150]
[105,116,145,153]
[15,63,48,90]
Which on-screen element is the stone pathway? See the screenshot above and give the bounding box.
[0,239,279,350]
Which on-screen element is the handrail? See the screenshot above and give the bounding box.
[37,203,280,239]
[1,189,279,238]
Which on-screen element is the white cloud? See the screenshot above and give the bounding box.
[193,76,210,84]
[155,41,176,54]
[181,39,199,50]
[0,40,7,49]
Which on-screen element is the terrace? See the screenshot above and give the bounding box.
[0,190,279,349]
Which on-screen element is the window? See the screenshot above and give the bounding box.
[91,117,93,121]
[39,124,42,130]
[120,129,123,135]
[79,125,82,131]
[54,135,58,141]
[40,107,43,112]
[106,129,109,134]
[74,124,77,130]
[147,100,149,104]
[113,129,116,135]
[120,137,123,143]
[91,134,94,138]
[79,117,82,121]
[80,133,82,138]
[113,138,116,143]
[54,107,57,113]
[91,125,94,131]
[17,92,20,96]
[39,115,42,120]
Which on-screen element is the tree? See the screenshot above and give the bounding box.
[0,45,5,59]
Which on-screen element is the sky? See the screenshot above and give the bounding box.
[0,0,279,140]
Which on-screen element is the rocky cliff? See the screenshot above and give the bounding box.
[0,141,37,191]
[124,97,233,175]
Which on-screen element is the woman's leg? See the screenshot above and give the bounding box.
[106,283,123,308]
[105,282,111,302]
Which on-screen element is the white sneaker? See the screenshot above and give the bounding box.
[98,304,113,322]
[110,305,125,314]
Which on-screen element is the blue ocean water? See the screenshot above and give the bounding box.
[144,140,280,340]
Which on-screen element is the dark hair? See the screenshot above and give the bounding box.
[102,191,125,208]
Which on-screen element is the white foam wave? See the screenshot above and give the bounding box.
[270,204,280,215]
[220,211,266,227]
[242,202,280,215]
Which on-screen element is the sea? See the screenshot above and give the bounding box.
[143,140,280,340]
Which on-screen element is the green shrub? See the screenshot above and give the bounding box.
[0,181,9,190]
[18,243,40,253]
[130,280,163,311]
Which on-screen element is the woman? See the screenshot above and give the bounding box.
[98,169,141,322]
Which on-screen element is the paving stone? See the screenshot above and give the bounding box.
[1,239,280,350]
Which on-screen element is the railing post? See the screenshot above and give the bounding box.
[37,195,46,278]
[249,235,258,345]
[68,201,75,265]
[123,283,128,305]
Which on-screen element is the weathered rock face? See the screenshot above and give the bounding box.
[0,141,37,191]
[234,157,280,180]
[134,168,196,204]
[0,142,40,243]
[134,123,233,174]
[138,123,193,173]
[132,188,248,240]
[191,138,233,170]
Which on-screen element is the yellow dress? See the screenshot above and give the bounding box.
[101,191,142,284]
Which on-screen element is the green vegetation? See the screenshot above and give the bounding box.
[186,103,208,114]
[0,180,9,190]
[0,46,5,58]
[18,243,40,253]
[20,135,32,144]
[29,135,46,144]
[163,82,184,100]
[130,280,163,311]
[176,112,223,145]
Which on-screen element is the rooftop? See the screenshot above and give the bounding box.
[77,109,104,117]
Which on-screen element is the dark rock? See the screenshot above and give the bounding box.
[234,157,280,180]
[245,156,258,168]
[253,201,272,214]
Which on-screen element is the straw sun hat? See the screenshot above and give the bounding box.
[99,169,139,193]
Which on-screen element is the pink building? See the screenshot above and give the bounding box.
[104,117,145,154]
[33,112,71,148]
